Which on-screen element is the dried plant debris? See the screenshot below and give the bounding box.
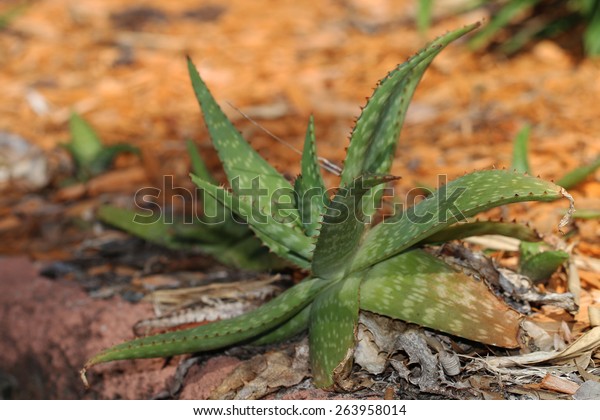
[353,312,473,398]
[496,268,577,313]
[135,276,285,336]
[437,243,577,314]
[209,340,310,400]
[460,326,600,399]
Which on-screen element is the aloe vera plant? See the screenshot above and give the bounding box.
[81,23,574,390]
[64,112,139,181]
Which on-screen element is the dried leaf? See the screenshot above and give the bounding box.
[355,312,406,375]
[521,320,555,352]
[485,326,600,369]
[209,341,310,399]
[393,326,441,392]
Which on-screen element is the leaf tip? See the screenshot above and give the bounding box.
[558,187,575,234]
[80,365,91,389]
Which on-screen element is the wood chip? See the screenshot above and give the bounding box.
[537,374,580,395]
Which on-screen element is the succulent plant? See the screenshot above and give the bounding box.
[81,23,574,390]
[64,112,139,181]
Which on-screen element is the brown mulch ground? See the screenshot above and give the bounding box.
[1,0,599,399]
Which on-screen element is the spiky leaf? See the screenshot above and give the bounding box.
[98,205,282,270]
[294,116,328,237]
[421,220,540,244]
[82,277,328,377]
[312,175,398,280]
[340,23,480,186]
[187,58,300,225]
[352,170,569,272]
[185,139,249,237]
[190,174,313,268]
[309,273,364,389]
[360,250,522,348]
[252,304,311,346]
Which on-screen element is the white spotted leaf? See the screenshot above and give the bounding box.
[352,170,568,273]
[340,23,480,187]
[294,116,328,237]
[187,58,301,226]
[312,174,398,280]
[309,273,364,389]
[82,277,327,372]
[361,249,522,348]
[420,220,541,244]
[190,174,313,268]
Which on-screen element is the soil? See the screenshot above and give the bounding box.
[0,0,599,399]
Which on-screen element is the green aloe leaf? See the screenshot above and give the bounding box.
[361,249,523,348]
[521,251,569,282]
[557,155,600,189]
[190,174,313,268]
[176,226,285,270]
[66,112,104,168]
[312,175,398,280]
[421,220,541,244]
[352,170,569,272]
[185,139,248,237]
[97,205,185,249]
[187,58,300,225]
[82,277,328,382]
[571,209,600,219]
[294,116,328,237]
[65,112,139,180]
[98,205,282,270]
[511,124,531,174]
[252,304,312,346]
[309,273,364,389]
[186,139,216,184]
[340,23,480,187]
[519,241,569,283]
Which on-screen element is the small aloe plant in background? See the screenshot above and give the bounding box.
[82,23,574,390]
[64,112,139,182]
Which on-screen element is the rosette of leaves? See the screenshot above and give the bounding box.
[82,23,573,389]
